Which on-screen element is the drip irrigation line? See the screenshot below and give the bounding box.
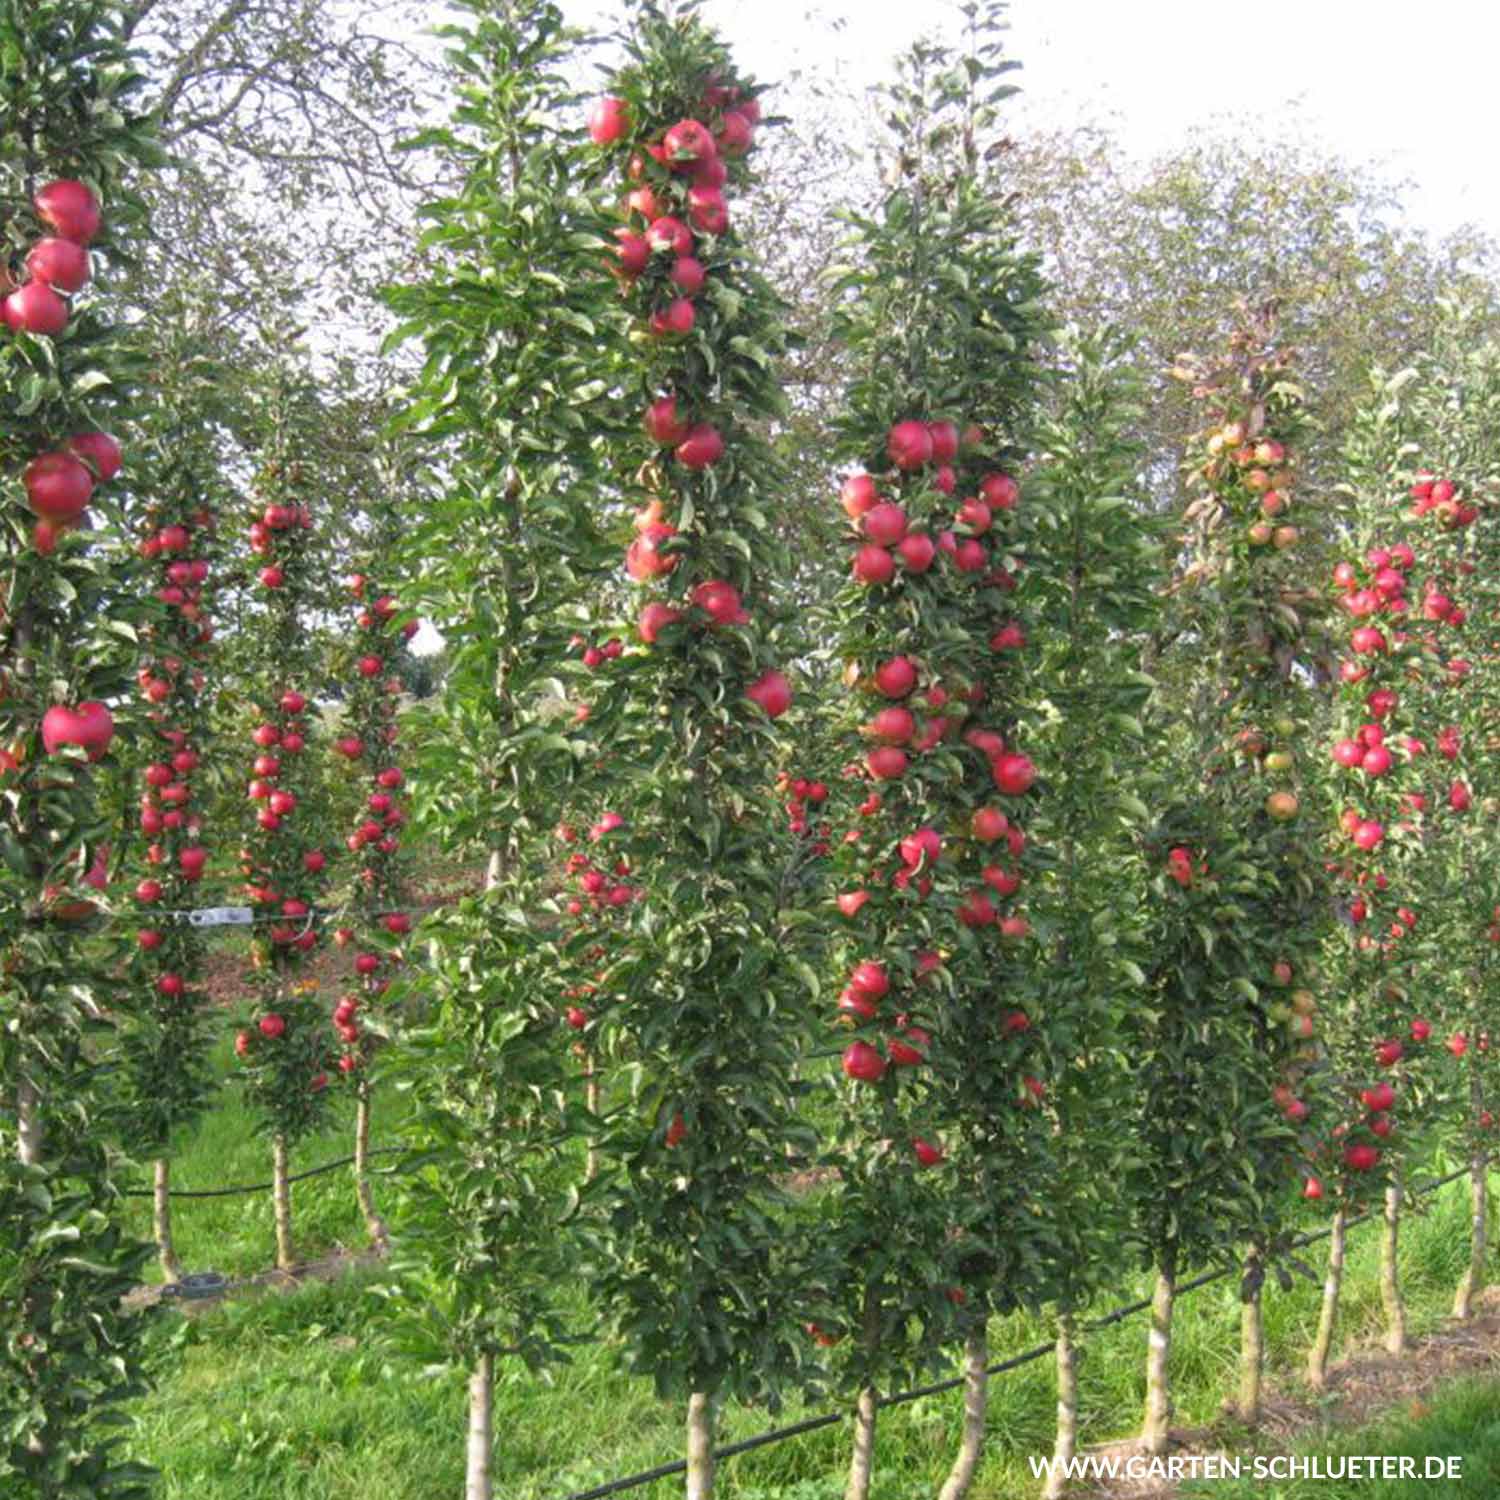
[551,1162,1476,1500]
[121,1146,407,1199]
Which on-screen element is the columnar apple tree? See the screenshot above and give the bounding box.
[0,2,161,1491]
[579,9,813,1493]
[1307,365,1461,1376]
[375,5,622,1497]
[1024,327,1165,1493]
[230,360,338,1272]
[1395,318,1500,1321]
[1170,312,1328,1425]
[1124,310,1321,1453]
[334,496,417,1249]
[805,15,1060,1498]
[118,329,228,1284]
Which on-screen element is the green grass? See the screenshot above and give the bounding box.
[120,1074,1500,1498]
[117,1032,414,1281]
[1179,1376,1500,1498]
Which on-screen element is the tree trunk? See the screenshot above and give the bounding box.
[938,1326,988,1500]
[272,1134,295,1271]
[354,1081,388,1250]
[1381,1177,1406,1354]
[1237,1244,1263,1425]
[154,1157,184,1283]
[17,1075,42,1166]
[846,1285,880,1500]
[16,1076,46,1462]
[1453,1146,1488,1320]
[584,1053,600,1185]
[466,1351,494,1500]
[845,1386,877,1500]
[1141,1264,1174,1456]
[1042,1313,1078,1500]
[1307,1207,1345,1390]
[686,1391,715,1500]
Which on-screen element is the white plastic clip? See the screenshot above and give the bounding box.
[187,906,256,928]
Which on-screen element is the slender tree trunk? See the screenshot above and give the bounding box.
[846,1386,877,1500]
[466,1351,494,1500]
[17,1076,42,1166]
[1453,1145,1488,1320]
[484,847,504,892]
[353,1081,388,1250]
[846,1285,880,1500]
[584,1053,600,1184]
[1381,1177,1407,1354]
[938,1326,988,1500]
[1236,1244,1264,1425]
[1042,1313,1079,1500]
[1141,1264,1174,1455]
[1307,1207,1345,1390]
[154,1157,184,1282]
[686,1392,715,1500]
[272,1134,295,1271]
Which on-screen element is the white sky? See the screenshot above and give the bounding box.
[556,0,1498,243]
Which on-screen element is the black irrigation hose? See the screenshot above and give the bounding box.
[120,1146,407,1199]
[554,1163,1475,1500]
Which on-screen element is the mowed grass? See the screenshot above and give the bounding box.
[120,1071,1500,1499]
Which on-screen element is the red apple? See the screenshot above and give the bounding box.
[587,96,630,145]
[841,474,878,520]
[874,656,917,699]
[897,532,936,572]
[645,395,689,446]
[863,502,908,547]
[23,451,93,521]
[887,420,933,470]
[745,670,791,718]
[3,280,68,335]
[41,700,113,760]
[993,752,1035,796]
[852,544,894,585]
[34,179,101,242]
[842,1040,886,1083]
[26,237,90,293]
[676,423,723,469]
[638,602,684,643]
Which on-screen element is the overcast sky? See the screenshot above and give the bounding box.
[554,0,1495,243]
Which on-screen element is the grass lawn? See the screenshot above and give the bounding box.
[118,1058,1500,1498]
[1179,1376,1500,1498]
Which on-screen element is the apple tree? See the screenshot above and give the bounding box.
[1023,326,1167,1490]
[372,4,624,1496]
[798,13,1069,1496]
[574,8,818,1493]
[330,480,420,1250]
[1168,310,1331,1424]
[0,1,164,1491]
[117,325,230,1283]
[228,355,340,1272]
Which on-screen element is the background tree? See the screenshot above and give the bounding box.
[118,320,231,1282]
[227,349,341,1272]
[1005,124,1500,512]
